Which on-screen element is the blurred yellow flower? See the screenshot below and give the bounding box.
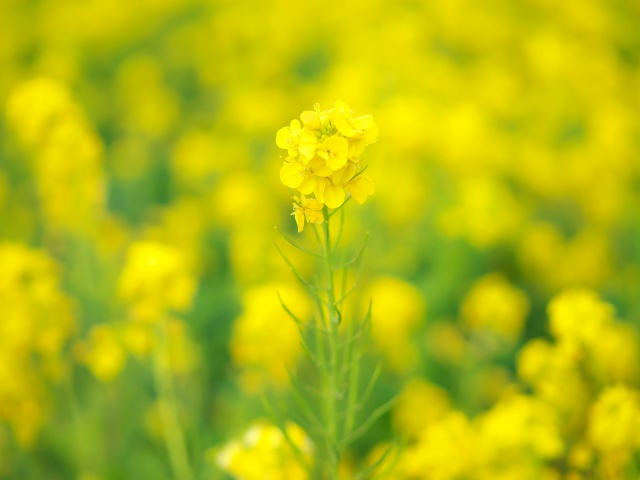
[119,241,196,322]
[548,288,613,347]
[393,378,451,440]
[214,421,312,480]
[0,243,74,445]
[461,273,530,341]
[75,325,127,383]
[401,411,475,480]
[588,385,640,456]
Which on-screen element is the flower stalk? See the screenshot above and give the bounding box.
[152,319,192,480]
[271,102,395,479]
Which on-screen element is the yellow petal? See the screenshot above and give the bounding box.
[364,124,378,145]
[304,197,323,211]
[298,130,318,161]
[294,209,305,232]
[351,114,373,130]
[300,111,320,130]
[331,163,356,186]
[280,162,306,188]
[314,177,328,204]
[276,127,291,149]
[308,156,333,177]
[348,138,366,158]
[289,119,301,135]
[324,182,345,209]
[305,209,324,224]
[297,175,316,195]
[321,135,349,170]
[347,176,375,204]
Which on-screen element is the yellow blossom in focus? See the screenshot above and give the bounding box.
[276,101,377,231]
[345,175,375,205]
[276,119,317,160]
[332,100,378,143]
[317,135,349,171]
[292,195,324,232]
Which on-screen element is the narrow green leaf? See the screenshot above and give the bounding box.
[340,395,398,448]
[354,441,397,480]
[274,242,325,295]
[274,226,324,258]
[337,231,370,270]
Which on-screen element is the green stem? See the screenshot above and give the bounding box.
[152,320,192,480]
[322,207,340,480]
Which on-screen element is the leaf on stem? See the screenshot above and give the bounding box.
[274,242,326,296]
[355,440,401,480]
[339,395,399,448]
[337,231,370,270]
[274,226,324,258]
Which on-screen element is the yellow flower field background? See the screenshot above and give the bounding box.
[1,0,640,478]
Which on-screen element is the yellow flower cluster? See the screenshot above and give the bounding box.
[0,243,75,445]
[515,289,640,477]
[588,385,640,459]
[461,273,530,342]
[74,325,127,383]
[5,78,105,235]
[74,318,198,383]
[380,288,640,480]
[276,101,377,232]
[388,382,563,480]
[214,421,312,480]
[118,241,197,322]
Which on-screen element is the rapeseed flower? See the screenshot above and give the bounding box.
[292,194,324,232]
[74,325,127,382]
[588,384,640,476]
[119,241,196,322]
[276,101,377,231]
[462,273,530,341]
[548,288,613,347]
[0,243,74,445]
